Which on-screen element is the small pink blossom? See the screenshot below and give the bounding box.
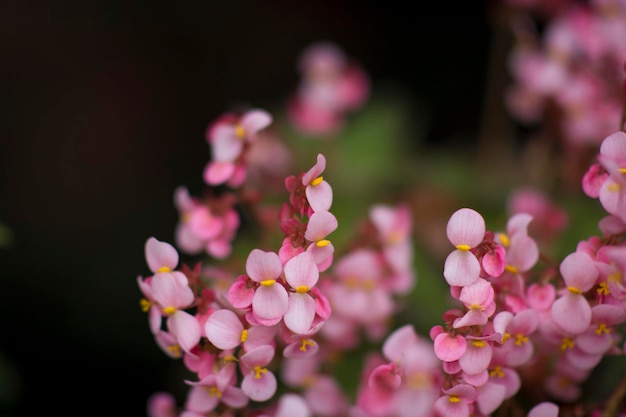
[444,208,486,287]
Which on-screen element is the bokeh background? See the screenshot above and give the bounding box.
[1,1,598,416]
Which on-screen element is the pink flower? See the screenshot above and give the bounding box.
[204,309,247,351]
[528,402,559,417]
[575,304,626,355]
[185,363,248,412]
[551,252,599,334]
[302,154,333,212]
[453,278,496,328]
[145,236,179,274]
[444,208,486,287]
[147,391,177,417]
[245,249,289,326]
[283,252,320,334]
[240,344,278,402]
[434,384,476,417]
[433,332,467,362]
[498,308,539,367]
[203,109,273,186]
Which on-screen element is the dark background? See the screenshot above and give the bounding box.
[0,1,497,416]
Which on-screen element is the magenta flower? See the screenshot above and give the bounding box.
[444,208,486,287]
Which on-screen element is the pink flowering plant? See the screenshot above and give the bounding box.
[137,6,626,416]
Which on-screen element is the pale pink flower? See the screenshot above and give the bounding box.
[453,278,496,328]
[434,383,476,417]
[433,331,467,362]
[273,393,313,417]
[246,249,289,326]
[551,252,599,334]
[282,252,320,334]
[147,391,177,417]
[458,336,493,376]
[498,308,539,367]
[444,208,486,287]
[185,362,248,412]
[145,237,179,274]
[528,402,559,417]
[575,304,626,355]
[302,154,333,212]
[205,309,247,351]
[240,344,278,402]
[203,109,273,186]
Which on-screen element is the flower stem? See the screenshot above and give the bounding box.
[601,373,626,417]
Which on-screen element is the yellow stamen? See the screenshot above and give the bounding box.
[502,332,511,343]
[595,323,611,335]
[157,266,171,273]
[316,239,330,247]
[469,303,484,311]
[560,337,574,351]
[300,339,314,352]
[296,285,309,294]
[449,395,461,403]
[608,183,621,192]
[514,334,529,346]
[608,271,622,284]
[240,329,248,343]
[254,365,268,379]
[620,167,626,174]
[407,373,431,389]
[234,124,245,139]
[567,286,582,295]
[140,298,151,313]
[597,282,610,296]
[162,306,176,315]
[167,344,181,358]
[455,244,471,251]
[344,277,359,289]
[505,265,518,274]
[489,366,505,378]
[208,386,222,398]
[362,279,376,291]
[311,176,324,186]
[260,279,276,286]
[499,233,510,248]
[471,340,487,348]
[301,375,317,388]
[223,355,238,362]
[387,231,402,245]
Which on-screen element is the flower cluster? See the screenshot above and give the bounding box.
[136,10,626,415]
[139,151,341,416]
[287,41,370,137]
[505,0,626,147]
